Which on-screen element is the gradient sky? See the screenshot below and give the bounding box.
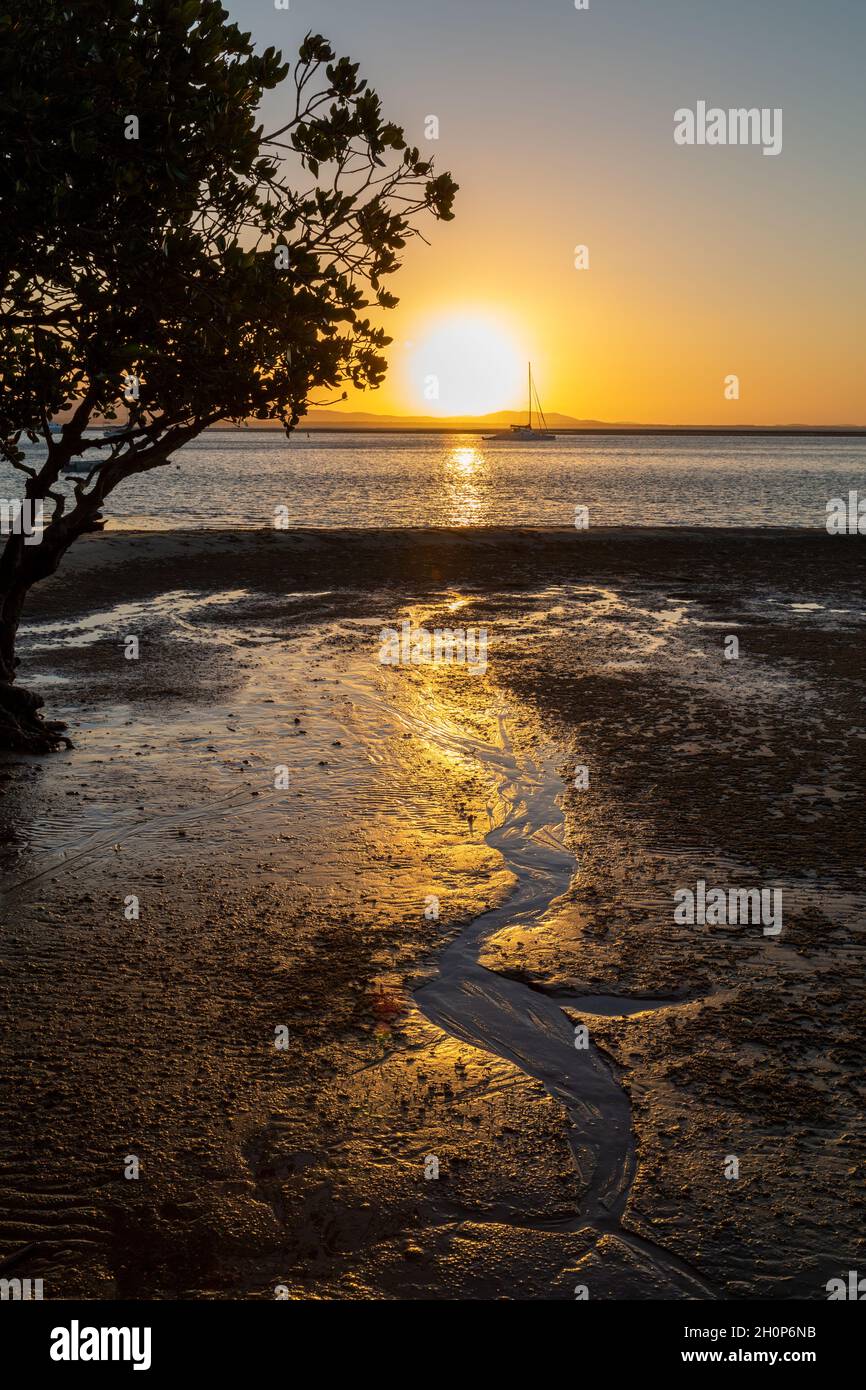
[233,0,866,424]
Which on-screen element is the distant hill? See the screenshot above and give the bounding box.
[215,408,653,430]
[212,409,866,433]
[302,409,637,429]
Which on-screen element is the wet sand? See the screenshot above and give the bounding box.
[1,528,864,1299]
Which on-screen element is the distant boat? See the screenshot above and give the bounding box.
[483,363,557,441]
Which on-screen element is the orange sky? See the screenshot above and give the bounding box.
[328,202,865,425]
[248,0,866,426]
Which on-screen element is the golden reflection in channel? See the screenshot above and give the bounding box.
[443,444,487,525]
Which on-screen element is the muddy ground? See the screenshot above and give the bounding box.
[0,528,863,1300]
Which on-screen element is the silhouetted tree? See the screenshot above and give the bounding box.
[0,0,456,748]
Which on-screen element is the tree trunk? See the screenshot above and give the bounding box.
[0,536,72,753]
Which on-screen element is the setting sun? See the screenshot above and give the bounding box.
[403,313,526,417]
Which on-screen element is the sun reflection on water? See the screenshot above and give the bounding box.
[443,443,488,525]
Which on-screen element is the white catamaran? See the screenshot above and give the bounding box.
[483,363,557,441]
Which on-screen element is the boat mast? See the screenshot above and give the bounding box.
[528,362,532,429]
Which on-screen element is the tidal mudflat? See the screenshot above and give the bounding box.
[0,529,863,1299]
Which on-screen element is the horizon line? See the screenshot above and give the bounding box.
[211,422,866,437]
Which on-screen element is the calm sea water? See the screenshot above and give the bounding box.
[5,431,865,530]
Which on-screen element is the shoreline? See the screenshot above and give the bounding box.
[21,527,862,644]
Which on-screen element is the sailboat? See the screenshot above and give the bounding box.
[483,363,557,441]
